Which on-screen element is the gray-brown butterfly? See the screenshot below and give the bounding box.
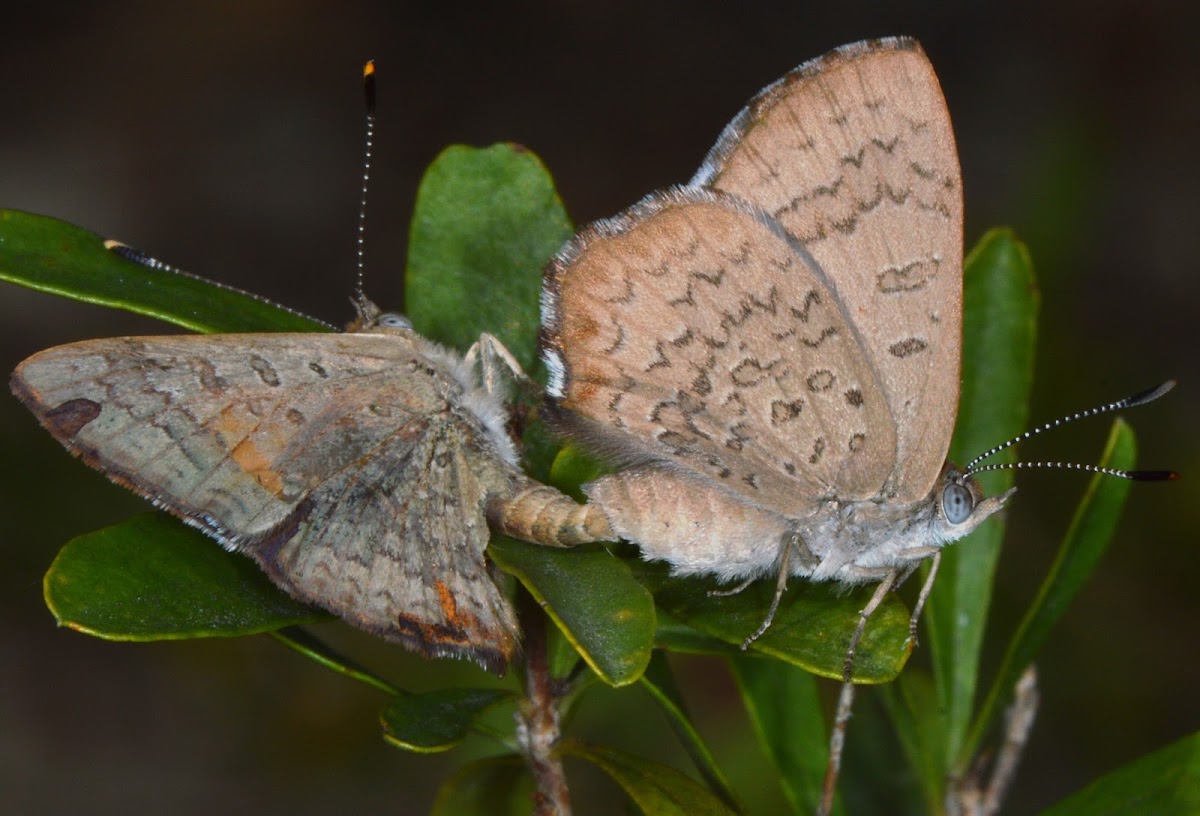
[11,247,606,673]
[10,62,608,674]
[538,36,1175,811]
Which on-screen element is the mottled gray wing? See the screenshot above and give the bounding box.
[542,187,895,517]
[252,387,521,671]
[11,331,522,671]
[693,38,962,503]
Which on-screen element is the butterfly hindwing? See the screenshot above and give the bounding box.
[543,186,896,516]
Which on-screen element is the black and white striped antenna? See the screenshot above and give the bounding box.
[351,59,379,321]
[965,380,1179,481]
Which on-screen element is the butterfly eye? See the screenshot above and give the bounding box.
[378,313,412,330]
[942,482,974,525]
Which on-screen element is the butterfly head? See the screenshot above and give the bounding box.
[346,292,413,334]
[929,462,1015,548]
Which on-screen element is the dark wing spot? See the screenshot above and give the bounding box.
[250,355,281,387]
[877,260,932,294]
[731,358,771,387]
[801,327,838,349]
[848,433,865,452]
[790,290,821,322]
[844,388,864,407]
[44,398,102,438]
[809,437,825,465]
[770,399,804,425]
[806,370,834,392]
[889,338,928,358]
[656,430,692,453]
[194,358,227,393]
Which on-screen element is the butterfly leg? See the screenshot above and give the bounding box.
[707,576,755,597]
[841,569,901,680]
[465,332,529,395]
[738,536,797,650]
[819,569,901,816]
[821,679,856,816]
[907,550,941,648]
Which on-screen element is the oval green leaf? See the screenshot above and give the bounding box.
[877,668,946,811]
[963,418,1138,765]
[0,209,328,333]
[381,687,515,753]
[43,513,329,639]
[729,655,830,815]
[924,228,1038,767]
[489,539,655,687]
[636,562,910,683]
[562,739,739,816]
[654,610,744,656]
[641,652,742,811]
[406,144,572,370]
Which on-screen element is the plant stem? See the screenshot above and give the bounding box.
[517,590,572,816]
[947,665,1039,816]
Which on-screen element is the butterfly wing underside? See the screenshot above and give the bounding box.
[12,332,521,671]
[694,37,963,502]
[543,187,896,519]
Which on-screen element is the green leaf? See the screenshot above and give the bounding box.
[963,419,1137,766]
[654,610,744,656]
[432,756,534,816]
[380,687,514,753]
[406,144,573,370]
[640,652,742,811]
[548,443,608,503]
[562,739,740,815]
[924,228,1037,771]
[0,209,328,333]
[270,627,398,694]
[729,655,829,815]
[489,539,655,686]
[637,563,910,683]
[43,513,329,639]
[1041,731,1200,816]
[877,668,946,812]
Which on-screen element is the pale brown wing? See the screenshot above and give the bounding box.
[542,187,896,517]
[11,331,522,671]
[694,38,962,502]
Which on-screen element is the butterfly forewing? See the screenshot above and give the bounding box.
[694,37,963,502]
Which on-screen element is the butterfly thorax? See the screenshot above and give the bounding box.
[351,307,521,471]
[798,462,1013,584]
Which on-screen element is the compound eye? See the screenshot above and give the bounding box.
[942,482,974,525]
[377,312,412,330]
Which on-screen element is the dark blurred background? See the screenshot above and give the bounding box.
[1,3,1196,814]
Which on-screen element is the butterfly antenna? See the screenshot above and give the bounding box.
[965,380,1179,481]
[351,59,378,323]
